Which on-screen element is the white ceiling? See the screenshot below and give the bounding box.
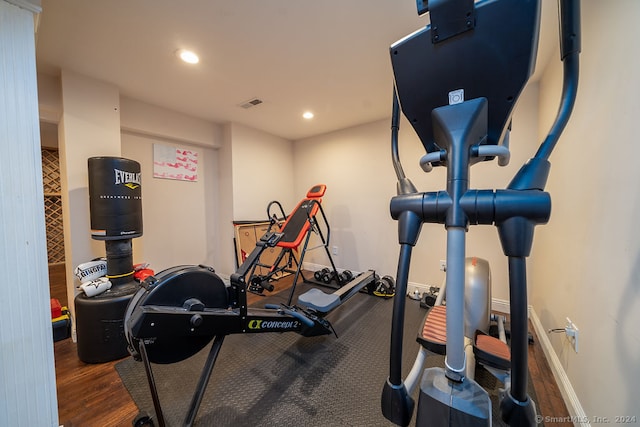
[35,1,558,141]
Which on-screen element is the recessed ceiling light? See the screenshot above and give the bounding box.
[303,111,314,119]
[177,49,199,64]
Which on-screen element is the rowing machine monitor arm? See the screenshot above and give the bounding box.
[383,0,581,426]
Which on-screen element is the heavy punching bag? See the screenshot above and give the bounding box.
[75,157,143,363]
[87,156,142,285]
[88,156,142,240]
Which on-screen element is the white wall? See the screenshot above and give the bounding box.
[42,76,227,306]
[120,97,222,272]
[37,72,61,123]
[120,97,221,148]
[228,123,296,221]
[121,134,219,271]
[58,71,121,316]
[40,121,58,148]
[42,75,289,288]
[293,119,400,275]
[293,83,540,301]
[217,124,236,275]
[531,0,640,421]
[120,116,296,277]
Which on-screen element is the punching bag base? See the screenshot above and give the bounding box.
[75,282,138,364]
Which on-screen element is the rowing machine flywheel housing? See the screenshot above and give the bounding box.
[124,265,229,364]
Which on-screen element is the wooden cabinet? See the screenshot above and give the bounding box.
[234,222,262,268]
[233,221,295,277]
[255,222,280,274]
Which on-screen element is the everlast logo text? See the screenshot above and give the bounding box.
[247,320,299,330]
[114,169,141,189]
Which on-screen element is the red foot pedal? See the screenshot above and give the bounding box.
[473,331,510,370]
[416,305,447,355]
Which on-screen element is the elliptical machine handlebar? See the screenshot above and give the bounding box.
[534,0,581,163]
[390,88,418,196]
[419,143,511,173]
[511,0,581,192]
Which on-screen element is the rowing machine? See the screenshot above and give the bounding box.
[124,241,335,426]
[124,227,375,426]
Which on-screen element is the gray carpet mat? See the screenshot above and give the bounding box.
[116,284,538,426]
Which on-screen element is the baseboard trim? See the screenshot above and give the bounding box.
[301,262,326,273]
[529,308,589,426]
[490,297,510,315]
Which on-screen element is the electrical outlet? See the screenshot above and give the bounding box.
[332,246,338,256]
[565,317,579,353]
[439,259,447,271]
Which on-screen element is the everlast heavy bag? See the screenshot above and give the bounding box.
[88,157,143,240]
[77,156,142,363]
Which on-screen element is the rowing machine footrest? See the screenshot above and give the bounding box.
[416,305,447,355]
[297,288,340,313]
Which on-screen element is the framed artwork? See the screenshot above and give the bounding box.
[153,144,198,181]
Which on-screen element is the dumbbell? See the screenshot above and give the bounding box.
[321,270,335,284]
[339,270,353,283]
[314,268,330,281]
[249,275,274,293]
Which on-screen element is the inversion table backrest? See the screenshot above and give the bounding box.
[276,184,326,249]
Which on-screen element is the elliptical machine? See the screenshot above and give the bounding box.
[381,0,581,426]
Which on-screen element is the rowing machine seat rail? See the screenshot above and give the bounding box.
[297,270,377,313]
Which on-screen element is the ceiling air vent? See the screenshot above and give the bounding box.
[239,98,263,109]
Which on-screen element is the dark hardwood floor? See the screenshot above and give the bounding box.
[54,273,570,426]
[54,274,299,426]
[528,323,573,426]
